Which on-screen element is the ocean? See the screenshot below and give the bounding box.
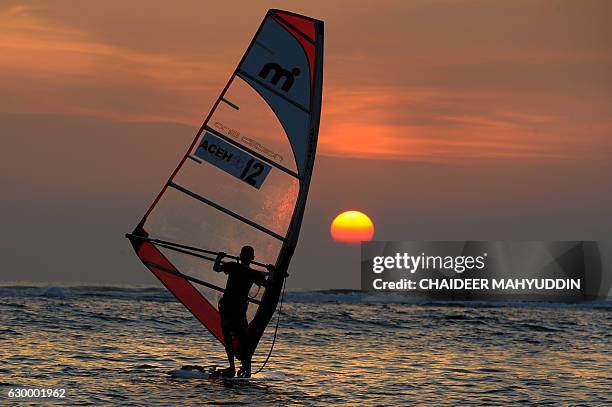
[1,285,610,405]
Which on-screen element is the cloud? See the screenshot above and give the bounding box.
[1,1,611,164]
[320,86,611,162]
[0,4,225,125]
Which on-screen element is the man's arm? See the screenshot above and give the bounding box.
[252,270,270,288]
[213,252,226,273]
[268,264,288,278]
[251,264,288,288]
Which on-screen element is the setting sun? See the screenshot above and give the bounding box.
[330,211,375,244]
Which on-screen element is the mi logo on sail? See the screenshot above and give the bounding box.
[258,63,300,92]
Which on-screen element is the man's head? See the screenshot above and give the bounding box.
[239,245,255,265]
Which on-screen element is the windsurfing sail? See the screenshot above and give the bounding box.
[126,9,323,361]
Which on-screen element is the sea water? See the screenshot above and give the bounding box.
[0,285,610,405]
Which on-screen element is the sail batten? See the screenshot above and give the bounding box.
[127,9,323,361]
[203,125,301,179]
[167,181,287,241]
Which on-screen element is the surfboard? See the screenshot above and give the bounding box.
[168,366,254,380]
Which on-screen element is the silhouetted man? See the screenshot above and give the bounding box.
[213,246,275,378]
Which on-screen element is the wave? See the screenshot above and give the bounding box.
[0,285,171,301]
[1,285,610,309]
[286,290,612,309]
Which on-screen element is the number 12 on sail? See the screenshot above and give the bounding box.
[194,132,272,189]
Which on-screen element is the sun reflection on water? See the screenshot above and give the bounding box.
[0,287,610,405]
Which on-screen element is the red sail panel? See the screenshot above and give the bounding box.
[273,10,316,40]
[136,238,224,343]
[271,11,317,85]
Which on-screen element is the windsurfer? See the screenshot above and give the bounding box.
[213,246,276,378]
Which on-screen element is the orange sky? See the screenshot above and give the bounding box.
[1,0,611,288]
[2,0,611,163]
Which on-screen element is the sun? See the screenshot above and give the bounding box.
[330,210,375,244]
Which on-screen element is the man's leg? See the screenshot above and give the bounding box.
[236,320,251,378]
[220,323,236,377]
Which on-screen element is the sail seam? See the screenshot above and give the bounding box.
[168,181,286,241]
[271,14,316,45]
[236,69,310,113]
[203,126,300,179]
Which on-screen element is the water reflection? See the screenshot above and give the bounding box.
[0,287,610,405]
